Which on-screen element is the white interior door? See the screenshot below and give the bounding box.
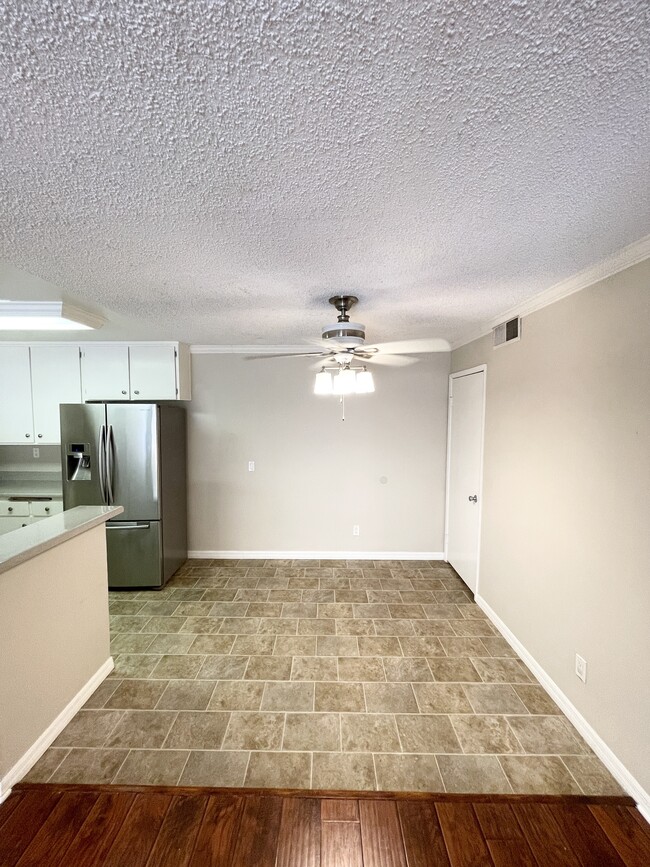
[446,367,486,594]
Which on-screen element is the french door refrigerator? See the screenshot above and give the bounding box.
[60,403,187,588]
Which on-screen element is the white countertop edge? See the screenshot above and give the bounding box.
[0,505,124,575]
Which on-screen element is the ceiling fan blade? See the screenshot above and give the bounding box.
[364,338,450,355]
[361,353,419,367]
[245,351,328,360]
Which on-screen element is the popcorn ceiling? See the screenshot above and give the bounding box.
[0,0,648,344]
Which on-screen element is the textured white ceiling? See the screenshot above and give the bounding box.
[1,0,648,346]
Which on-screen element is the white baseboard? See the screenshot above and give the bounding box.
[188,550,445,561]
[476,595,650,817]
[0,657,114,804]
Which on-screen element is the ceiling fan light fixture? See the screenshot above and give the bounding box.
[355,368,375,394]
[332,366,357,395]
[314,368,333,395]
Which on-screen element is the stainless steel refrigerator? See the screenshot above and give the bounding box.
[60,403,187,588]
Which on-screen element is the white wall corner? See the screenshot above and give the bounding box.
[475,596,650,817]
[0,657,114,804]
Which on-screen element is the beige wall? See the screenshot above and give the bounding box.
[187,352,450,554]
[0,525,111,781]
[452,259,650,793]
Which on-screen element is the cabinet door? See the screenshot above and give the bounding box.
[0,346,34,443]
[30,345,82,443]
[81,345,130,401]
[129,344,177,400]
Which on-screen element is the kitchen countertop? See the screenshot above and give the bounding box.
[0,505,123,575]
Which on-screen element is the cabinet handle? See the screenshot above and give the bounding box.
[8,507,13,513]
[134,390,140,395]
[121,390,127,395]
[37,433,43,438]
[25,433,30,438]
[45,507,50,513]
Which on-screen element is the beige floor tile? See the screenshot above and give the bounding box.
[46,748,129,785]
[335,591,369,603]
[246,603,284,618]
[303,590,336,603]
[291,656,338,681]
[382,657,433,683]
[422,604,463,620]
[317,635,359,656]
[218,617,259,634]
[428,658,482,682]
[105,710,178,748]
[319,603,355,619]
[367,591,402,603]
[450,715,522,754]
[156,680,216,710]
[480,637,519,657]
[83,680,121,708]
[112,654,161,679]
[513,685,562,714]
[411,620,456,636]
[140,601,181,617]
[312,752,376,790]
[256,618,298,635]
[336,618,376,635]
[462,684,528,715]
[471,658,533,683]
[151,655,205,680]
[244,656,293,680]
[315,682,366,713]
[202,589,237,601]
[181,618,224,635]
[400,637,446,657]
[258,679,313,711]
[164,711,230,749]
[114,749,189,785]
[298,618,336,635]
[439,637,490,657]
[188,634,236,655]
[245,751,311,787]
[364,683,418,714]
[399,592,436,604]
[412,684,473,714]
[199,656,249,679]
[341,713,400,752]
[174,602,215,617]
[105,680,169,710]
[396,714,461,754]
[283,713,340,751]
[373,620,415,636]
[449,620,497,637]
[110,633,155,654]
[274,636,317,656]
[338,657,385,682]
[221,711,285,750]
[438,755,513,793]
[374,754,444,792]
[560,755,625,795]
[499,755,582,794]
[231,635,277,656]
[282,602,318,618]
[358,637,402,657]
[388,604,427,620]
[146,634,196,654]
[53,709,124,748]
[179,750,250,786]
[145,616,189,633]
[208,680,265,711]
[507,715,590,754]
[23,748,70,783]
[268,589,303,602]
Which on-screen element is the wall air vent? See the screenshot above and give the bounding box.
[493,316,521,348]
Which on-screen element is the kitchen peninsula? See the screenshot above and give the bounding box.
[0,505,122,801]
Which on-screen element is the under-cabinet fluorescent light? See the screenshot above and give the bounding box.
[0,301,105,331]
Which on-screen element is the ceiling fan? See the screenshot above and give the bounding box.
[247,295,448,367]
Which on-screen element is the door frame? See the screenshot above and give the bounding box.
[444,364,487,596]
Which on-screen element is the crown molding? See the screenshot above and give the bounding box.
[190,345,316,355]
[450,233,650,351]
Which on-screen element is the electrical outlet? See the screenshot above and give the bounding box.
[248,461,255,472]
[352,525,360,536]
[32,448,40,459]
[575,653,587,683]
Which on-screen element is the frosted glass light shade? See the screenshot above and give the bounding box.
[355,369,375,393]
[333,367,356,395]
[314,370,333,395]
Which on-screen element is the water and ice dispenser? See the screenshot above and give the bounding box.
[66,443,92,481]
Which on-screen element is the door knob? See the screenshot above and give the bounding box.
[468,495,478,503]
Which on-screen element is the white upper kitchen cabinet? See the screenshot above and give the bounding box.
[129,344,177,400]
[30,345,82,442]
[0,344,82,444]
[81,344,131,401]
[0,345,34,443]
[80,342,190,401]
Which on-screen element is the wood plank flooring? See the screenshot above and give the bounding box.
[2,783,648,866]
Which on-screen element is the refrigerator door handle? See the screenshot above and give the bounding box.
[106,424,115,505]
[98,424,107,504]
[106,521,151,530]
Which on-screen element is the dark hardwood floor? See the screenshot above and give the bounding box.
[1,783,649,866]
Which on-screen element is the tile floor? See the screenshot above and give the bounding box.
[26,559,624,795]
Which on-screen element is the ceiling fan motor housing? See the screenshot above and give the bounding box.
[321,321,366,346]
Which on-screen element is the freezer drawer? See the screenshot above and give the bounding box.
[106,520,163,588]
